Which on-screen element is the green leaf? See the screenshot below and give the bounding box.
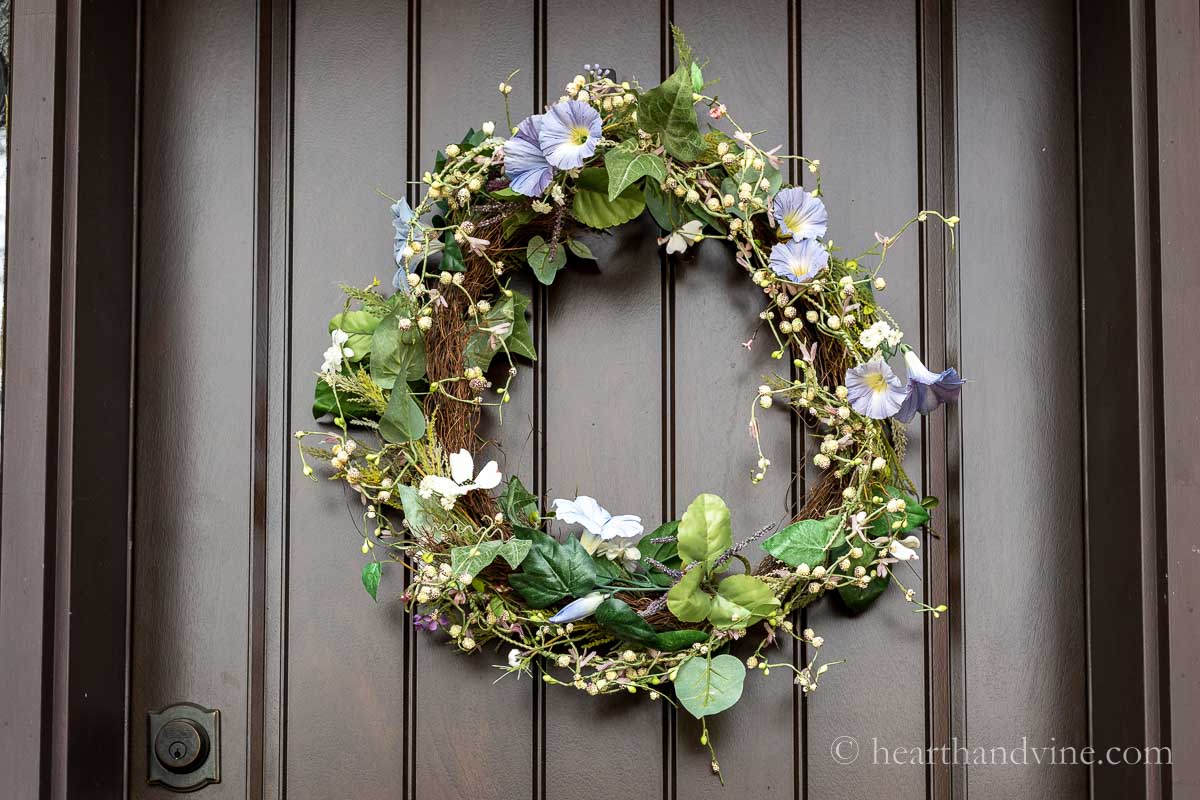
[676,493,732,572]
[507,290,537,360]
[329,310,379,362]
[370,309,426,390]
[450,538,533,583]
[666,566,712,623]
[394,484,438,538]
[566,238,596,260]
[604,142,668,201]
[837,542,890,613]
[361,561,381,602]
[594,597,659,647]
[463,295,517,370]
[378,381,426,442]
[637,66,706,162]
[638,520,681,587]
[499,476,540,527]
[653,629,709,652]
[440,229,466,272]
[762,516,840,569]
[502,208,537,239]
[690,62,704,93]
[591,557,628,586]
[571,168,647,229]
[508,526,598,608]
[710,574,780,629]
[526,235,568,285]
[643,179,724,234]
[490,186,522,200]
[674,654,746,719]
[312,372,375,420]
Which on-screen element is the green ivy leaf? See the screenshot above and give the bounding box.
[329,310,379,362]
[361,561,381,602]
[566,238,596,260]
[638,520,681,587]
[653,629,709,652]
[508,526,598,608]
[499,476,540,527]
[762,516,840,569]
[666,566,712,623]
[370,309,426,390]
[676,493,732,572]
[526,235,568,285]
[594,597,659,647]
[450,538,533,583]
[378,381,426,443]
[637,66,706,162]
[710,574,780,629]
[571,168,647,229]
[674,654,746,719]
[604,142,668,201]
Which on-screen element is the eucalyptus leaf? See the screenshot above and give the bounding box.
[604,142,668,201]
[638,66,706,162]
[711,574,779,629]
[378,381,426,443]
[594,597,659,647]
[526,235,568,285]
[329,310,379,362]
[508,526,598,608]
[676,493,732,572]
[762,516,840,569]
[361,561,381,602]
[571,168,646,229]
[450,538,533,583]
[674,654,746,719]
[666,566,712,623]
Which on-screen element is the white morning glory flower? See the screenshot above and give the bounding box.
[320,329,353,375]
[420,449,502,500]
[552,496,644,566]
[845,358,908,419]
[549,591,606,624]
[659,220,705,254]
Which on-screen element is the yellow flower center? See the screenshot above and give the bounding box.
[570,126,591,146]
[864,371,888,393]
[783,211,804,232]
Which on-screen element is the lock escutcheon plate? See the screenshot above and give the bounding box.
[148,704,220,791]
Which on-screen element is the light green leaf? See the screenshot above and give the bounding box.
[370,309,426,390]
[604,142,668,201]
[666,566,712,623]
[762,516,840,569]
[690,62,704,92]
[526,235,568,285]
[566,238,597,260]
[571,168,647,229]
[710,574,780,629]
[378,381,426,443]
[674,654,746,719]
[507,290,537,360]
[637,66,706,162]
[450,538,533,583]
[362,561,381,602]
[329,310,379,362]
[394,484,438,538]
[676,493,732,572]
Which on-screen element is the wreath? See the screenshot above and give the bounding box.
[295,28,962,780]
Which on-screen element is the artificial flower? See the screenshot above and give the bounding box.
[320,329,353,375]
[553,495,644,566]
[659,220,705,254]
[549,591,606,624]
[391,198,415,288]
[768,238,829,283]
[894,348,965,423]
[858,320,904,351]
[538,100,603,170]
[876,534,921,577]
[845,358,908,419]
[421,449,502,499]
[503,114,554,196]
[772,187,828,240]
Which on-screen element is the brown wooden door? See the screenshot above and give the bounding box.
[129,1,1087,798]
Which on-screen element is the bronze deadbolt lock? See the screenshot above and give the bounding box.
[148,703,220,791]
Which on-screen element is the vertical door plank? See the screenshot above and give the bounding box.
[540,6,668,800]
[132,2,258,797]
[415,2,538,798]
[670,3,799,796]
[958,0,1088,796]
[800,1,927,797]
[286,2,409,794]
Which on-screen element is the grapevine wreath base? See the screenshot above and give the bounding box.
[296,29,962,779]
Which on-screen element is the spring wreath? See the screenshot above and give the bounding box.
[295,28,962,778]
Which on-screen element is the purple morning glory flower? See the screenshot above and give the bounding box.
[895,349,965,422]
[768,238,830,283]
[503,113,555,197]
[845,358,908,419]
[538,100,603,170]
[548,591,606,624]
[391,198,415,289]
[772,187,828,240]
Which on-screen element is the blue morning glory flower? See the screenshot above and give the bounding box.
[895,349,965,422]
[845,358,908,419]
[503,113,555,197]
[548,591,606,624]
[772,187,828,240]
[391,198,415,289]
[538,100,603,170]
[768,238,829,283]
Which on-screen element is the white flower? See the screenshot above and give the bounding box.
[659,220,705,254]
[548,591,606,624]
[482,121,496,135]
[421,449,503,499]
[320,328,353,374]
[889,535,920,561]
[552,496,644,566]
[507,648,523,668]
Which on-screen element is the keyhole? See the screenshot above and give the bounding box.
[169,742,186,760]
